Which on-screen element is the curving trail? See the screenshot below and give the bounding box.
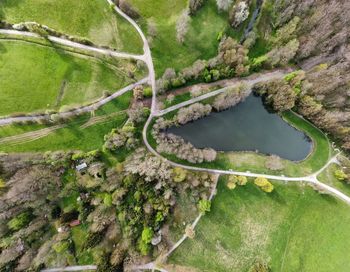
[154,69,291,117]
[0,77,148,126]
[0,29,145,61]
[41,265,97,272]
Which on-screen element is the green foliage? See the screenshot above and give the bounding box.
[334,170,348,181]
[155,211,164,223]
[254,177,274,193]
[217,31,224,41]
[0,237,13,249]
[227,175,237,190]
[138,227,154,255]
[103,194,113,207]
[172,167,188,182]
[7,211,32,231]
[53,241,70,254]
[251,55,268,70]
[284,71,300,83]
[0,178,6,189]
[138,239,151,256]
[210,69,220,81]
[237,175,248,186]
[198,199,211,214]
[273,16,300,46]
[141,227,154,244]
[143,87,153,98]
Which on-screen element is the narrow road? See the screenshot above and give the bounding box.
[154,69,290,116]
[0,29,145,61]
[41,265,97,272]
[0,77,148,126]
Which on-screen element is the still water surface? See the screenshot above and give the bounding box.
[167,94,312,161]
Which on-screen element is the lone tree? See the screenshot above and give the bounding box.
[216,0,232,11]
[189,0,205,15]
[176,10,190,43]
[198,199,211,214]
[254,177,274,193]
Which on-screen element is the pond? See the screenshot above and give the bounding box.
[167,94,312,161]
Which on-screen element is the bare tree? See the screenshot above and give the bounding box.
[216,0,233,11]
[176,10,190,43]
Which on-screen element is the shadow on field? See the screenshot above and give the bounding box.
[319,192,338,205]
[267,189,288,205]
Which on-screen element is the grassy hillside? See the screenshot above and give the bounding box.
[0,40,136,116]
[170,178,350,271]
[0,0,143,53]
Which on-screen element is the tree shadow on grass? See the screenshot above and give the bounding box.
[267,189,288,205]
[318,192,339,206]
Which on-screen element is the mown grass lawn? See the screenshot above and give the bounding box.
[0,40,135,116]
[128,0,241,77]
[0,0,143,53]
[170,177,350,272]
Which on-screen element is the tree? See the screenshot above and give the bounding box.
[213,84,249,111]
[189,0,205,15]
[138,227,154,255]
[230,1,249,28]
[198,199,211,214]
[254,177,274,193]
[127,102,148,123]
[216,0,232,11]
[227,176,237,190]
[176,10,190,43]
[334,169,348,181]
[133,85,144,100]
[0,178,5,189]
[237,175,248,185]
[143,87,153,97]
[172,167,187,182]
[265,155,284,170]
[7,211,32,231]
[177,103,212,124]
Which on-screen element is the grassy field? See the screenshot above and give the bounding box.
[0,92,132,152]
[0,0,143,53]
[129,0,244,77]
[0,40,137,116]
[169,177,350,271]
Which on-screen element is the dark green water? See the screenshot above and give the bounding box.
[167,94,312,161]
